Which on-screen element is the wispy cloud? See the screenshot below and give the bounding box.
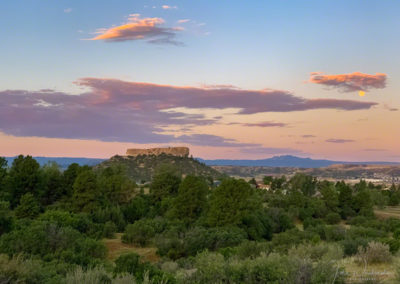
[309,72,387,93]
[302,135,315,138]
[177,19,190,24]
[326,138,355,143]
[89,14,183,45]
[162,5,177,10]
[231,122,287,128]
[0,78,378,145]
[64,8,72,13]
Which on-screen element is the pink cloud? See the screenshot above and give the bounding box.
[309,72,387,92]
[90,14,182,45]
[0,78,378,146]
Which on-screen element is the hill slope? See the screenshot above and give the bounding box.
[97,154,225,182]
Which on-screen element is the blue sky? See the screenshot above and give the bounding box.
[0,0,399,160]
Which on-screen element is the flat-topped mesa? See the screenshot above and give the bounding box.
[126,147,189,157]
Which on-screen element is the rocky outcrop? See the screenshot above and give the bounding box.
[126,147,189,157]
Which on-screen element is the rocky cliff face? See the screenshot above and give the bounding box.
[126,147,189,157]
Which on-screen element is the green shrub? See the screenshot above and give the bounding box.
[341,238,369,256]
[103,221,117,239]
[114,253,174,283]
[325,212,341,225]
[0,254,62,284]
[122,219,156,247]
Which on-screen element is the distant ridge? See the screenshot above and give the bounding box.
[2,155,398,170]
[197,155,400,168]
[4,156,106,169]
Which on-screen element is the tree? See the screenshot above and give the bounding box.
[63,163,82,197]
[207,178,261,227]
[263,176,273,185]
[0,157,7,193]
[39,162,64,206]
[168,175,208,222]
[0,201,13,235]
[6,155,41,207]
[97,166,136,205]
[320,184,339,213]
[72,169,99,212]
[337,181,354,219]
[15,193,41,219]
[150,168,181,202]
[289,173,317,196]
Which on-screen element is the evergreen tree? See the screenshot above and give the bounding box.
[207,178,261,227]
[168,175,208,222]
[15,193,41,219]
[72,169,99,212]
[7,155,41,207]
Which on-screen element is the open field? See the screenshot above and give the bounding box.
[103,233,159,262]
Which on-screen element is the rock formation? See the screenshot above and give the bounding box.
[126,147,189,157]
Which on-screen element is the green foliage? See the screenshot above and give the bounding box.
[103,221,117,238]
[72,169,100,212]
[122,219,162,246]
[0,220,106,266]
[168,175,208,222]
[263,175,273,185]
[97,166,137,205]
[0,254,62,284]
[0,157,7,196]
[91,206,126,231]
[289,173,317,196]
[325,212,341,225]
[0,201,13,236]
[6,155,41,207]
[114,253,174,283]
[39,163,64,206]
[207,178,261,227]
[122,195,150,223]
[150,168,181,202]
[15,193,41,219]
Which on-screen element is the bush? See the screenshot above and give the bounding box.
[114,253,174,283]
[122,219,156,246]
[103,221,117,238]
[15,193,40,219]
[341,238,369,256]
[325,212,341,225]
[0,254,62,283]
[0,220,106,267]
[355,241,392,267]
[324,225,346,242]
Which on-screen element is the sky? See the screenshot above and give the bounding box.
[0,0,399,161]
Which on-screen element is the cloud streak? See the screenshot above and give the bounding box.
[309,72,387,92]
[326,139,355,143]
[90,14,182,45]
[0,78,378,147]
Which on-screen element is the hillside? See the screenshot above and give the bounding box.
[97,154,225,182]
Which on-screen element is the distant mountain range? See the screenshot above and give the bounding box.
[4,156,106,169]
[3,155,399,169]
[197,155,400,168]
